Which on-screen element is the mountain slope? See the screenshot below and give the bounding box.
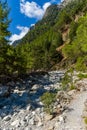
[13,0,87,73]
[13,4,60,46]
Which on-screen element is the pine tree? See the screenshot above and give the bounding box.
[0,0,11,75]
[0,0,11,45]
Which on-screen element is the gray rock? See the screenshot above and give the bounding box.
[3,116,11,121]
[25,127,32,130]
[26,105,31,111]
[31,84,40,91]
[75,80,87,92]
[56,91,71,101]
[20,119,28,126]
[37,121,43,127]
[11,120,20,127]
[0,71,67,130]
[58,115,65,123]
[44,114,53,121]
[68,90,76,96]
[29,118,35,125]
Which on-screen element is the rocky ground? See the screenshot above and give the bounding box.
[0,71,87,130]
[57,91,87,130]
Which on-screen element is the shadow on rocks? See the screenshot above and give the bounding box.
[0,71,53,118]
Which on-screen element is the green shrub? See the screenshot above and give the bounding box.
[41,92,56,114]
[70,85,76,90]
[61,72,72,91]
[75,57,87,72]
[78,73,87,79]
[61,68,76,91]
[84,117,87,124]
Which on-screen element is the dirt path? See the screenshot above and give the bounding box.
[61,91,87,130]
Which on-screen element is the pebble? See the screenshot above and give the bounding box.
[3,116,11,121]
[11,120,20,127]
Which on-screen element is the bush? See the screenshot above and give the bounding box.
[61,72,72,91]
[75,57,87,72]
[78,73,87,79]
[61,68,76,91]
[70,85,76,90]
[41,92,56,114]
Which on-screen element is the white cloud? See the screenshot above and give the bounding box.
[30,24,35,27]
[61,0,64,2]
[9,25,29,44]
[43,2,51,10]
[20,0,51,19]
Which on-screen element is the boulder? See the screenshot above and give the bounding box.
[44,114,53,121]
[29,117,35,125]
[3,115,11,121]
[58,114,66,123]
[58,115,64,122]
[68,90,76,96]
[75,80,87,92]
[37,121,43,127]
[11,120,20,127]
[31,84,40,91]
[56,91,72,102]
[26,105,32,111]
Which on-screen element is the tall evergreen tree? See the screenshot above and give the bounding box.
[0,0,11,75]
[0,0,11,45]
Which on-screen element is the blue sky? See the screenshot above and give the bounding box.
[7,0,62,43]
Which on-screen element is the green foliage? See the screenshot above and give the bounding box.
[75,57,87,71]
[0,1,26,76]
[61,72,71,90]
[61,68,75,91]
[1,0,87,77]
[15,5,59,46]
[62,14,87,71]
[0,1,11,44]
[16,28,63,71]
[12,0,87,73]
[55,0,87,30]
[55,10,72,30]
[41,92,56,114]
[84,117,87,124]
[70,85,76,90]
[0,45,26,75]
[69,21,78,41]
[78,73,87,79]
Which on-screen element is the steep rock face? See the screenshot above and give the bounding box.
[12,5,60,46]
[43,4,60,19]
[13,39,22,47]
[12,0,73,46]
[62,0,73,6]
[43,0,73,19]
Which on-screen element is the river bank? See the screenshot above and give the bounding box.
[0,71,87,130]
